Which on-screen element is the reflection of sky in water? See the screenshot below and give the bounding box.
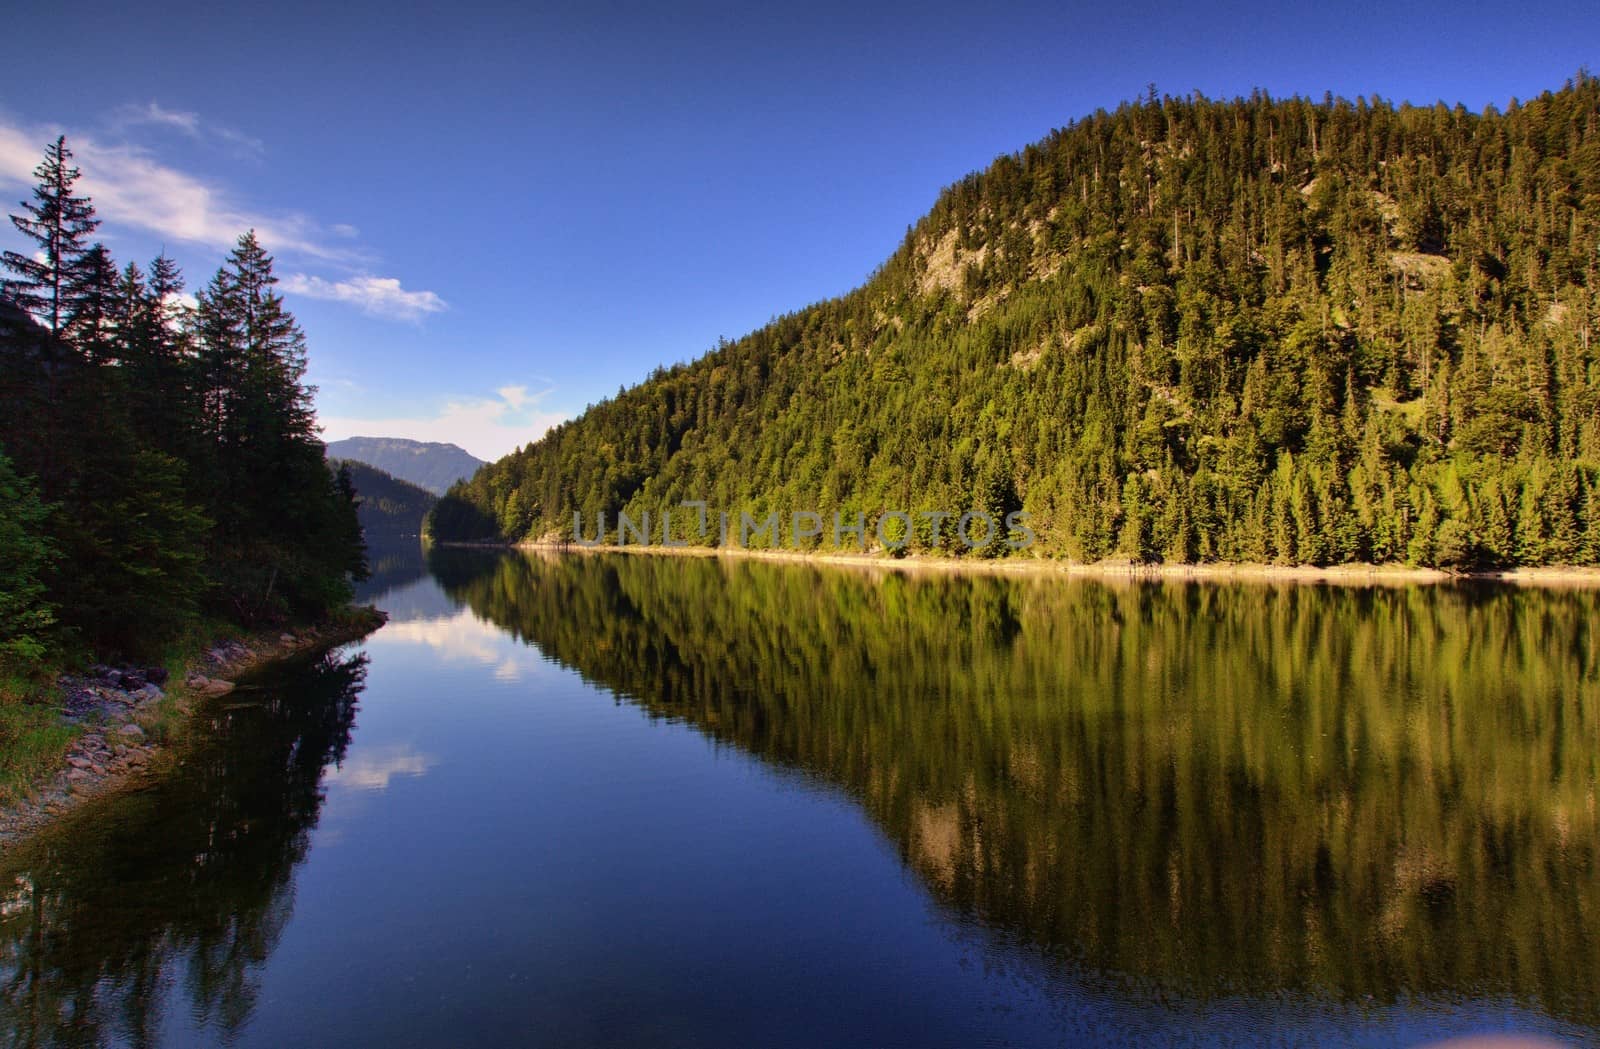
[325,743,436,791]
[11,560,1595,1048]
[366,608,548,683]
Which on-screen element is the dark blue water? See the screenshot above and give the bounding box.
[3,549,1596,1047]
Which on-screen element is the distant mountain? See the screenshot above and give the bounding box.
[324,437,484,495]
[330,459,438,540]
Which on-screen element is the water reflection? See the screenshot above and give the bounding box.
[379,609,534,680]
[433,550,1600,1026]
[322,743,436,792]
[352,539,462,624]
[354,538,430,605]
[0,650,368,1047]
[3,547,1597,1046]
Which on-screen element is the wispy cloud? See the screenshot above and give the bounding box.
[319,385,566,461]
[113,101,199,136]
[0,110,448,321]
[110,101,265,158]
[281,273,447,321]
[0,119,343,259]
[498,384,534,409]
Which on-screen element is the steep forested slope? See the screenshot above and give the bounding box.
[433,77,1600,568]
[330,459,437,539]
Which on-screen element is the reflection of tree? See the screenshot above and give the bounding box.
[442,552,1600,1023]
[0,649,367,1047]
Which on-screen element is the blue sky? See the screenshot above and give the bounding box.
[2,1,1595,460]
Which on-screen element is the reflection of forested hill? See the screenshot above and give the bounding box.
[435,551,1600,1023]
[367,574,466,623]
[355,539,430,604]
[0,650,368,1046]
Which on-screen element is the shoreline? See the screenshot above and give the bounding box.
[462,540,1600,588]
[0,608,387,849]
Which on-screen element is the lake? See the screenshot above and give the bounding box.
[3,548,1598,1047]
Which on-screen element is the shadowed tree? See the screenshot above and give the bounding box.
[1,137,100,337]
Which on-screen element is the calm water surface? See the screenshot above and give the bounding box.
[3,548,1598,1047]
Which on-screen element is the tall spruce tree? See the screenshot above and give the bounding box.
[193,231,364,620]
[1,137,100,337]
[63,243,119,364]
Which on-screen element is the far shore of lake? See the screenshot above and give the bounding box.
[439,539,1600,588]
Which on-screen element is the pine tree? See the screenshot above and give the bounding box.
[121,254,199,462]
[1,137,100,336]
[63,243,119,363]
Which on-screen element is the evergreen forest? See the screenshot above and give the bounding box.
[0,137,367,675]
[432,77,1600,569]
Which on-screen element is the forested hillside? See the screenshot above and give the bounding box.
[433,76,1600,568]
[0,137,366,668]
[331,459,438,539]
[325,437,482,495]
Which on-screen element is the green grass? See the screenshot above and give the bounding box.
[0,672,78,805]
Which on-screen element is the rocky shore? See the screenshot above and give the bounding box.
[0,611,386,848]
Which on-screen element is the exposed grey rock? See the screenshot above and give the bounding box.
[117,723,145,739]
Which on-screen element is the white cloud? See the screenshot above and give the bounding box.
[319,385,566,462]
[281,273,447,321]
[0,119,342,260]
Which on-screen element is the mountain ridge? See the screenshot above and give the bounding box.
[325,437,484,495]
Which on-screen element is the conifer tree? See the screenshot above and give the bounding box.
[1,137,100,336]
